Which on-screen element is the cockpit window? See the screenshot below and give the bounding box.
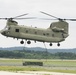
[5,26,9,30]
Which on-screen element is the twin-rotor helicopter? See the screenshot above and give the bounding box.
[0,11,76,46]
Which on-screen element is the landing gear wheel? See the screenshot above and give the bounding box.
[20,40,24,44]
[57,43,60,46]
[27,41,31,44]
[49,43,52,46]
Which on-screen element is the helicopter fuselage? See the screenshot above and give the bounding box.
[2,25,66,43]
[1,18,69,46]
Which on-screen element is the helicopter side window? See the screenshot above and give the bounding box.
[15,29,19,32]
[52,34,54,37]
[43,33,45,36]
[26,30,28,33]
[46,33,49,36]
[35,32,37,34]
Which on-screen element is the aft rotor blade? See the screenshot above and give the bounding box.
[65,19,76,21]
[40,11,60,19]
[40,12,76,21]
[38,18,57,20]
[40,18,76,21]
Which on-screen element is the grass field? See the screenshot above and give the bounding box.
[0,58,76,74]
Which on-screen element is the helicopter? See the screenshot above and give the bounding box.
[0,11,75,46]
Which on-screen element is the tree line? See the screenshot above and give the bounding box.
[0,50,76,59]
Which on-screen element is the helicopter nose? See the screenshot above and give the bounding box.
[0,29,6,35]
[0,29,4,34]
[1,31,6,35]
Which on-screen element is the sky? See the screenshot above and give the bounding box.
[0,0,76,49]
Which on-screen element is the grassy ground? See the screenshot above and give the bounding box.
[0,58,76,74]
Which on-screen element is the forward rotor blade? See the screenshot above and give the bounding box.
[0,18,9,20]
[0,17,36,20]
[13,13,28,18]
[0,13,29,20]
[14,17,36,19]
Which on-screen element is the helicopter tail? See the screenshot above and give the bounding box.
[50,21,69,38]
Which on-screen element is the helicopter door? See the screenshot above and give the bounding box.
[9,26,20,38]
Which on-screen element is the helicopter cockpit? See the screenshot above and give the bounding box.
[4,26,10,31]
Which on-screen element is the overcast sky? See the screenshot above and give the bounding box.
[0,0,76,49]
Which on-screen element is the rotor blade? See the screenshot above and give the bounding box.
[0,17,36,20]
[40,11,60,19]
[40,11,76,21]
[65,19,76,21]
[38,18,57,20]
[13,17,37,19]
[0,13,29,20]
[13,13,28,18]
[0,18,9,20]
